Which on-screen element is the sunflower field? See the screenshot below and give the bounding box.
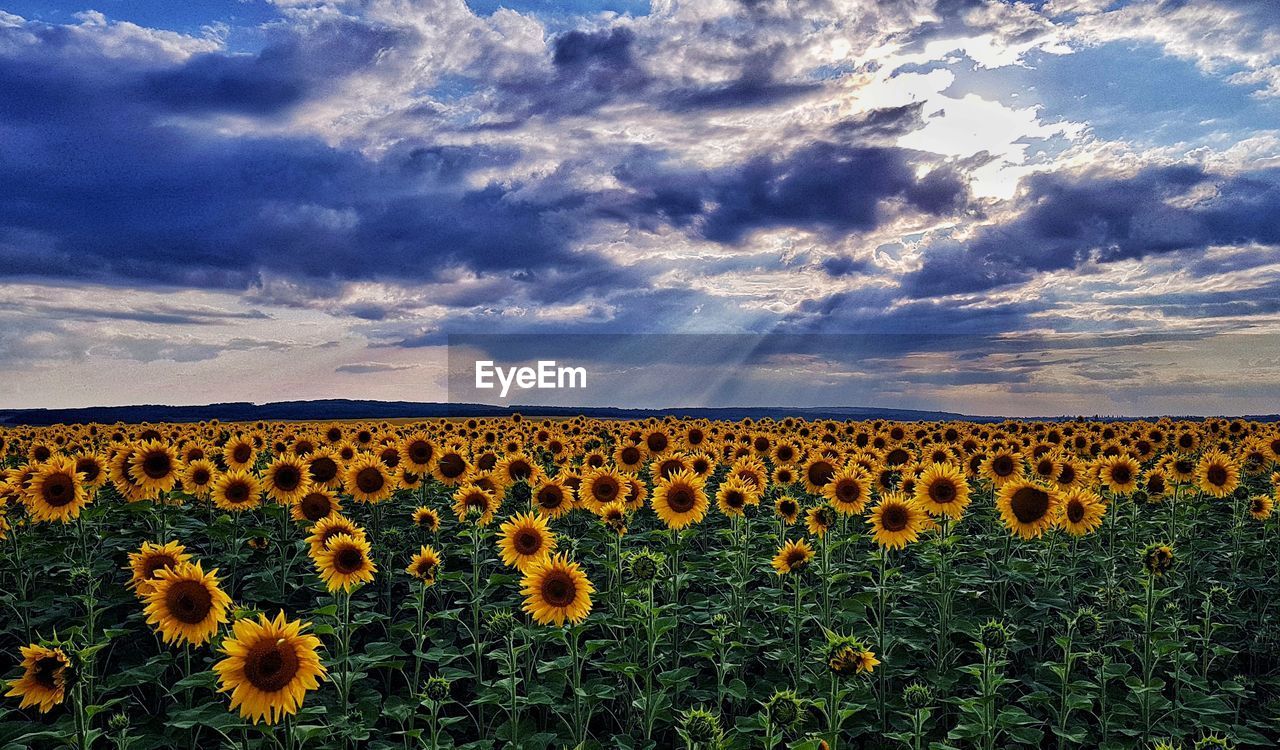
[1,416,1279,749]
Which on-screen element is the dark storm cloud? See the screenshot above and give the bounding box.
[613,140,971,244]
[0,16,626,297]
[903,165,1280,297]
[141,18,410,116]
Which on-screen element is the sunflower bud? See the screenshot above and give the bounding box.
[979,620,1008,651]
[486,610,517,639]
[423,676,451,703]
[903,682,934,711]
[679,707,723,747]
[762,689,804,727]
[1143,544,1175,577]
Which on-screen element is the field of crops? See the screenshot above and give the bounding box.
[1,416,1278,749]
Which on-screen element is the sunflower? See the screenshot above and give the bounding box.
[5,645,71,713]
[400,432,437,473]
[312,533,377,592]
[495,453,542,490]
[775,495,801,525]
[531,479,573,519]
[24,456,89,523]
[621,475,648,512]
[411,506,440,532]
[868,493,928,549]
[222,435,257,470]
[1059,488,1106,536]
[996,480,1061,540]
[599,501,629,536]
[1098,455,1140,495]
[1141,468,1170,501]
[407,545,442,583]
[651,469,709,530]
[214,611,326,725]
[343,453,395,504]
[212,469,262,512]
[127,540,193,596]
[452,484,498,525]
[520,553,594,626]
[181,459,217,499]
[143,561,232,647]
[304,448,343,490]
[806,504,835,538]
[305,515,366,556]
[715,477,757,517]
[802,456,838,494]
[819,467,866,516]
[772,464,798,486]
[73,452,107,489]
[263,455,310,505]
[580,467,627,513]
[982,449,1023,487]
[771,538,814,575]
[432,447,471,487]
[913,462,971,518]
[612,442,648,472]
[291,488,341,524]
[1249,493,1274,521]
[128,440,181,496]
[497,512,557,572]
[1196,450,1240,499]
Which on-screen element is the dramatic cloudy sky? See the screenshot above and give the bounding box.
[2,0,1279,416]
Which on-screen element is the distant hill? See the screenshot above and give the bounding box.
[0,399,1275,427]
[0,399,998,426]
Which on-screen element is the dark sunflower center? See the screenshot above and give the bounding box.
[834,479,860,503]
[881,504,908,532]
[300,493,332,521]
[232,445,252,464]
[667,486,696,513]
[166,579,214,624]
[886,448,910,466]
[77,460,101,482]
[777,446,794,462]
[785,550,808,568]
[1066,500,1086,524]
[142,451,172,480]
[243,640,301,693]
[929,479,956,504]
[620,446,641,465]
[537,486,564,509]
[408,441,433,464]
[1206,465,1228,487]
[646,433,668,453]
[356,467,385,494]
[507,460,533,481]
[1252,498,1265,513]
[42,473,75,507]
[1147,476,1165,495]
[592,478,619,502]
[723,490,745,509]
[687,429,704,445]
[1036,460,1055,476]
[33,446,52,462]
[33,657,63,690]
[1058,465,1076,485]
[658,460,683,478]
[780,500,797,515]
[274,465,303,491]
[144,554,178,578]
[226,481,251,504]
[192,468,212,485]
[541,571,577,608]
[807,461,834,486]
[309,457,338,483]
[1178,434,1194,449]
[334,547,364,574]
[439,454,466,478]
[992,455,1015,477]
[1111,465,1132,484]
[513,529,542,555]
[1010,486,1050,523]
[754,437,770,452]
